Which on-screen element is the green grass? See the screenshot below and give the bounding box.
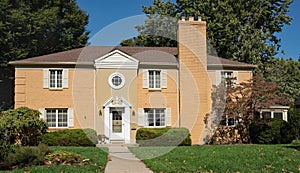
[1,147,108,173]
[130,145,300,173]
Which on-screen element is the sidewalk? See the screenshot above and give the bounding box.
[104,146,153,173]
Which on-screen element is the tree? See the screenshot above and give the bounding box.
[208,75,288,143]
[122,0,293,69]
[264,58,300,102]
[0,0,89,65]
[0,0,89,110]
[121,0,178,47]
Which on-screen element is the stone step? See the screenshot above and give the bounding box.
[97,140,139,147]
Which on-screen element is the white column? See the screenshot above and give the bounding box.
[283,110,288,121]
[271,111,274,119]
[124,106,131,144]
[104,107,110,143]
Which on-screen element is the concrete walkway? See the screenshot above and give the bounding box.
[105,146,153,173]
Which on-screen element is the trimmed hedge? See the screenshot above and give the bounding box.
[41,129,98,146]
[249,118,294,144]
[136,128,191,146]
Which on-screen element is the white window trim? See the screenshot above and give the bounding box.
[144,108,166,127]
[49,69,63,89]
[221,71,237,87]
[148,70,161,89]
[46,108,68,128]
[108,72,125,90]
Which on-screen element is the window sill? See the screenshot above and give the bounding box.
[48,88,64,91]
[48,127,69,129]
[144,126,166,128]
[148,88,162,91]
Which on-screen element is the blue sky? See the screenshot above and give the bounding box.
[77,0,300,60]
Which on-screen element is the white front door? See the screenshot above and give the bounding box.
[110,107,125,140]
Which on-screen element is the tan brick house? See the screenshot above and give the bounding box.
[10,18,256,144]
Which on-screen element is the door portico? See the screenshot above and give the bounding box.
[103,97,131,143]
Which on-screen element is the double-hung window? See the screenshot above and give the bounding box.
[46,108,68,128]
[49,70,63,89]
[145,108,165,127]
[149,70,161,89]
[221,71,234,87]
[43,69,68,89]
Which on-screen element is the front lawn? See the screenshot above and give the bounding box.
[1,147,108,173]
[130,145,300,173]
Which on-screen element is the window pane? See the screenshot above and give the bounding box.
[149,71,154,88]
[46,109,56,127]
[57,70,62,88]
[274,112,283,119]
[155,71,160,88]
[147,109,154,126]
[50,71,56,88]
[262,112,271,119]
[58,109,67,127]
[112,76,122,86]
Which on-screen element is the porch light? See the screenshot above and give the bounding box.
[132,110,135,117]
[99,110,102,116]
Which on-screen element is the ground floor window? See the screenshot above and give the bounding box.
[262,111,271,119]
[274,112,283,119]
[46,108,68,128]
[220,115,239,126]
[144,108,165,127]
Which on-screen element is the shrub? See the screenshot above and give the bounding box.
[291,140,300,145]
[136,128,191,146]
[0,142,15,162]
[44,150,90,165]
[0,107,48,146]
[41,128,98,146]
[2,144,52,169]
[249,118,294,144]
[208,125,249,145]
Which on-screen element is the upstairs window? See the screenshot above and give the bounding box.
[108,72,125,90]
[149,70,161,89]
[142,69,167,89]
[43,69,68,89]
[221,71,236,87]
[50,70,63,89]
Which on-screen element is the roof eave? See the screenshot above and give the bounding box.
[208,64,257,69]
[9,61,93,66]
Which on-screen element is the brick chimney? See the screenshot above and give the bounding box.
[178,16,211,144]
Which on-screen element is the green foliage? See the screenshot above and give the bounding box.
[44,150,89,165]
[0,142,15,162]
[123,0,293,69]
[0,0,89,66]
[41,129,98,146]
[291,140,300,145]
[264,58,300,103]
[0,107,48,146]
[121,0,178,47]
[288,108,300,139]
[136,128,191,146]
[2,144,52,169]
[0,0,89,110]
[249,118,294,144]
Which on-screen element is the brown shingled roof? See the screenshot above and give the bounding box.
[207,55,257,68]
[9,46,256,69]
[9,46,178,65]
